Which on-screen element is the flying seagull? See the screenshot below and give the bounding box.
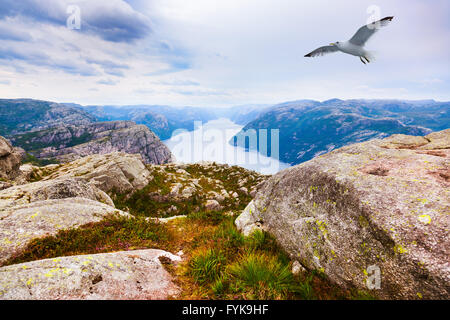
[305,16,394,64]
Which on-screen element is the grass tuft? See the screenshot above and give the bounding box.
[188,249,225,284]
[226,252,296,299]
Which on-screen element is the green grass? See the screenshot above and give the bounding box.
[3,214,173,267]
[178,213,360,300]
[181,214,323,300]
[226,252,296,299]
[188,210,228,225]
[188,249,226,284]
[22,153,60,167]
[113,169,188,217]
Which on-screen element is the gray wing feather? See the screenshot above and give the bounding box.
[349,16,394,46]
[304,45,339,57]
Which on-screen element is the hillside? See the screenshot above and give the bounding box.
[80,105,217,140]
[10,121,173,165]
[231,99,449,165]
[0,99,95,136]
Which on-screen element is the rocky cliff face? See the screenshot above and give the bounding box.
[43,152,153,194]
[236,129,450,299]
[0,136,23,182]
[12,121,174,165]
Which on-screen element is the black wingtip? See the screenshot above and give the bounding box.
[304,54,311,57]
[382,16,394,21]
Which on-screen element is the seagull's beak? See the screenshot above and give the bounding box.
[330,43,336,46]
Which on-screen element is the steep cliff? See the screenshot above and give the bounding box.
[11,121,174,165]
[0,136,23,181]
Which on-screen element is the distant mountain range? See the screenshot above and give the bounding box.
[77,104,274,139]
[1,98,448,168]
[213,104,272,125]
[231,99,449,165]
[0,99,174,165]
[77,105,217,140]
[0,99,95,136]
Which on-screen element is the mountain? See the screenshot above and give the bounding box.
[79,104,276,139]
[10,121,173,165]
[231,99,450,165]
[213,104,273,125]
[80,105,217,140]
[0,99,95,136]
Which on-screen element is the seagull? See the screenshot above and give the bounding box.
[305,16,394,64]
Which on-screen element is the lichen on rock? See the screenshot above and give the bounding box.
[236,129,450,299]
[0,249,181,300]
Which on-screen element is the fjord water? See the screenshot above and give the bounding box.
[163,118,290,175]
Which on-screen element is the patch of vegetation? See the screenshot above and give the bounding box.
[188,249,226,284]
[184,163,263,209]
[22,153,60,167]
[4,160,371,300]
[113,169,179,217]
[226,252,297,299]
[113,164,261,218]
[11,126,93,152]
[176,213,352,300]
[3,214,174,266]
[187,210,228,225]
[113,163,266,218]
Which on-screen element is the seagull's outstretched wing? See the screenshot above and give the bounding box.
[349,16,394,46]
[304,45,339,57]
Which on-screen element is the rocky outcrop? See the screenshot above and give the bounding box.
[117,162,267,217]
[0,178,114,211]
[0,136,22,180]
[0,198,128,265]
[0,249,181,300]
[44,152,152,194]
[236,129,450,299]
[11,121,174,165]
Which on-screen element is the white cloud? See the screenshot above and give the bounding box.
[0,0,449,106]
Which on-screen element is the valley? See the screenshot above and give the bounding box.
[0,98,448,300]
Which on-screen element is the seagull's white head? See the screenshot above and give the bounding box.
[330,41,341,47]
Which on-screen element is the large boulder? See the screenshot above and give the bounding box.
[0,136,22,180]
[0,178,114,211]
[236,129,450,299]
[44,152,152,194]
[0,249,181,300]
[0,198,128,265]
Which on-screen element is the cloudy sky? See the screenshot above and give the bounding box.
[0,0,449,107]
